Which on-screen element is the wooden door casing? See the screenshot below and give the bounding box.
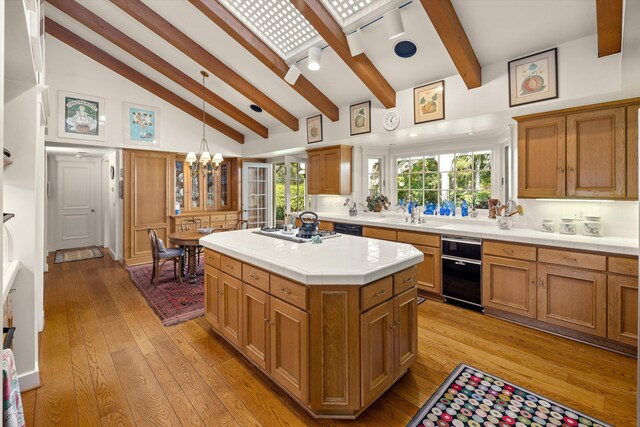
[517,116,566,198]
[537,264,607,337]
[393,288,418,378]
[607,274,638,346]
[270,297,309,404]
[220,273,243,348]
[566,107,626,198]
[243,283,270,371]
[483,256,537,318]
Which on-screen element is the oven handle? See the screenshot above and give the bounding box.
[441,236,482,246]
[441,255,482,265]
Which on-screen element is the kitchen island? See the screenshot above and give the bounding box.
[199,229,424,419]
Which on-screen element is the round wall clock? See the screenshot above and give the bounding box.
[383,111,400,131]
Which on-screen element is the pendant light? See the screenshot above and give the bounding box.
[187,70,223,178]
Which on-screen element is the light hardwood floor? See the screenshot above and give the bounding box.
[23,251,636,426]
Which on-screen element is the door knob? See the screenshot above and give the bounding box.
[91,209,95,212]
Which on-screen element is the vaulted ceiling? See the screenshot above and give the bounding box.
[44,0,619,145]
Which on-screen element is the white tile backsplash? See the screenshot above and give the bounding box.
[519,200,638,237]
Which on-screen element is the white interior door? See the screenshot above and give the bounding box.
[54,159,101,249]
[242,163,272,228]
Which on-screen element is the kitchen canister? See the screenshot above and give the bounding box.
[541,218,555,233]
[559,218,577,235]
[583,216,604,237]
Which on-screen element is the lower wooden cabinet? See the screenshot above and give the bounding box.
[220,273,243,347]
[242,283,269,370]
[204,268,221,329]
[537,264,607,337]
[362,226,397,241]
[608,275,639,346]
[361,287,417,406]
[270,297,309,404]
[414,245,441,295]
[482,255,537,318]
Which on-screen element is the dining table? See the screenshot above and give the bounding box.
[168,229,217,284]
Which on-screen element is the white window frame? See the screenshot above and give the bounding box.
[361,148,388,200]
[271,155,308,222]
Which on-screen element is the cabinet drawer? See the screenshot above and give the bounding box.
[484,241,536,261]
[226,213,239,221]
[204,249,221,270]
[243,264,270,292]
[608,256,638,276]
[211,214,226,222]
[270,275,308,310]
[193,215,210,225]
[394,266,418,295]
[361,276,393,311]
[363,227,397,241]
[220,255,242,279]
[538,248,606,271]
[397,231,439,248]
[212,221,226,229]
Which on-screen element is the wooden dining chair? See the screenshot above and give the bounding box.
[224,219,249,231]
[180,218,202,231]
[147,228,184,286]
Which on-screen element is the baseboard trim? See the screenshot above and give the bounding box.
[108,248,117,260]
[18,366,40,391]
[38,310,45,332]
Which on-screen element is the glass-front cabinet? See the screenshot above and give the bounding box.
[175,155,232,212]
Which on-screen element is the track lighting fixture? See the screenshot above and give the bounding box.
[384,8,405,40]
[307,46,322,71]
[284,64,301,84]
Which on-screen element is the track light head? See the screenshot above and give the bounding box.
[307,46,322,71]
[284,64,301,85]
[385,8,405,40]
[346,29,365,56]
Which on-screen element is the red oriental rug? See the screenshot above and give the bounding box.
[126,260,204,326]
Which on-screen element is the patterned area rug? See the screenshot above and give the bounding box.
[54,247,104,264]
[408,363,611,427]
[126,259,204,326]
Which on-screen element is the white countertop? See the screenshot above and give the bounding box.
[3,261,20,304]
[199,229,424,285]
[301,212,639,256]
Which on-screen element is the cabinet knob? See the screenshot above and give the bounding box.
[250,274,259,280]
[281,288,292,295]
[374,289,386,296]
[403,277,414,283]
[503,249,515,256]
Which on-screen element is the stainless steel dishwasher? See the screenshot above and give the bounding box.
[441,235,483,311]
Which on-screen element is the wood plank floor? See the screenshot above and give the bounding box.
[24,251,637,426]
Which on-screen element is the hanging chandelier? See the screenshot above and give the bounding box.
[186,70,223,177]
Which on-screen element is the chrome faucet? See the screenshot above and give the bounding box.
[343,198,358,216]
[411,205,422,223]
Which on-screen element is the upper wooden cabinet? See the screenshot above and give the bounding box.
[306,145,352,195]
[515,98,640,200]
[175,156,234,212]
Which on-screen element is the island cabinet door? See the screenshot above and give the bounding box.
[270,298,309,404]
[242,283,270,371]
[393,288,418,379]
[607,274,638,346]
[220,273,243,348]
[360,300,394,406]
[482,256,537,318]
[204,268,221,330]
[537,264,607,337]
[414,245,441,295]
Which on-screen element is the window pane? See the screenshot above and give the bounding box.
[410,174,424,189]
[474,152,491,170]
[410,158,423,173]
[478,170,491,190]
[397,159,410,174]
[424,156,438,173]
[424,191,438,205]
[455,153,473,170]
[424,173,440,190]
[456,172,472,190]
[455,191,473,207]
[397,174,409,189]
[368,158,380,174]
[475,190,491,209]
[440,190,451,203]
[410,190,424,206]
[397,189,408,205]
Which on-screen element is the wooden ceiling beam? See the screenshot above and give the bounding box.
[45,18,245,144]
[290,0,396,109]
[419,0,481,89]
[596,0,623,57]
[48,0,268,139]
[109,0,299,132]
[188,0,340,122]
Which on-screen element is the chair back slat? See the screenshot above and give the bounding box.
[181,218,202,231]
[147,227,160,261]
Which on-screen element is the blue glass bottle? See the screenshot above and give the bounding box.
[461,200,469,217]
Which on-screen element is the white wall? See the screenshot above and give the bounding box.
[105,149,121,260]
[44,36,243,158]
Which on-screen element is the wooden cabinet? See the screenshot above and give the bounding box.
[306,145,352,195]
[607,274,638,346]
[413,245,441,295]
[483,255,537,318]
[124,149,174,265]
[204,268,221,329]
[242,283,270,371]
[170,211,241,233]
[360,287,417,406]
[566,107,626,198]
[517,116,566,198]
[362,226,397,241]
[220,273,243,347]
[176,155,234,212]
[537,264,607,337]
[515,98,640,200]
[270,297,309,404]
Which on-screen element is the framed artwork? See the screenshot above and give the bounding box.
[350,101,371,136]
[58,91,105,141]
[414,80,445,124]
[508,47,558,107]
[306,114,323,144]
[123,103,160,145]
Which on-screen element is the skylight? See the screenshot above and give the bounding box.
[219,0,320,60]
[320,0,397,29]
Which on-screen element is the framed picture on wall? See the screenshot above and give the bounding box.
[413,80,445,124]
[350,101,371,136]
[306,114,323,143]
[123,103,160,146]
[57,91,105,141]
[508,48,558,107]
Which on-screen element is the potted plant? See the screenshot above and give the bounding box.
[366,195,390,213]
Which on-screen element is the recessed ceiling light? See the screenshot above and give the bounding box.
[409,133,417,137]
[250,104,263,113]
[394,40,417,58]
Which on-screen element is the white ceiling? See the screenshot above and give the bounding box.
[45,0,600,142]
